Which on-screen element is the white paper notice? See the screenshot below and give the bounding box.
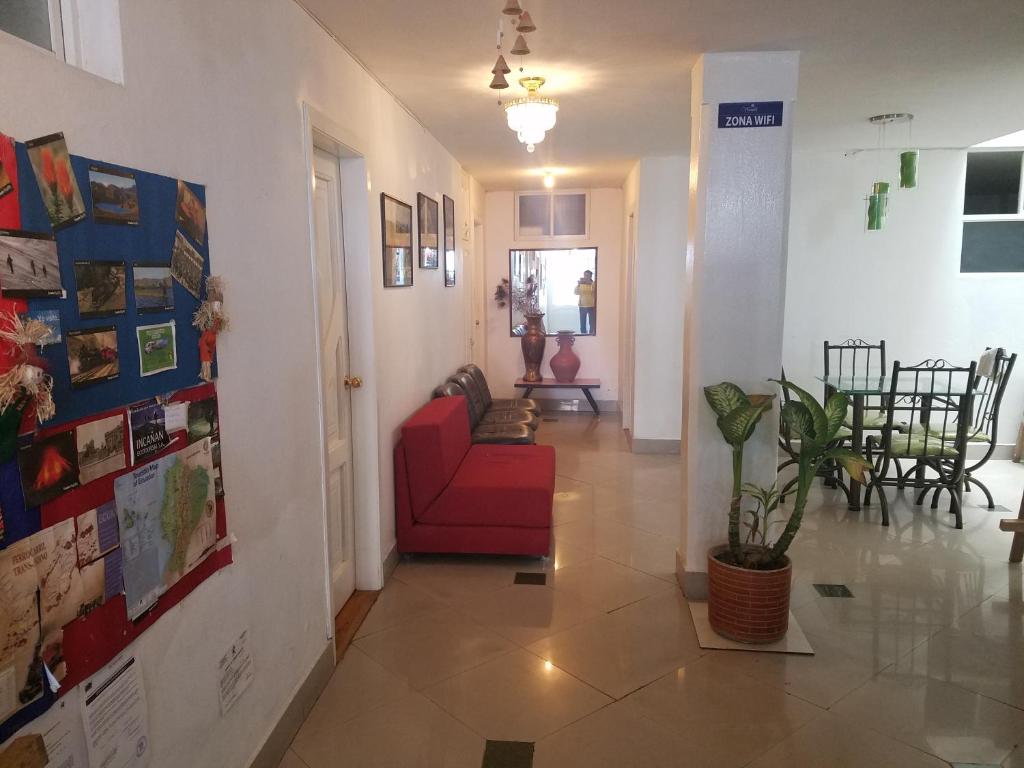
[0,665,17,723]
[162,402,188,434]
[0,686,89,768]
[218,629,255,715]
[80,651,150,768]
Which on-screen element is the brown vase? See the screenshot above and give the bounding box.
[707,545,791,644]
[521,313,546,382]
[549,330,581,383]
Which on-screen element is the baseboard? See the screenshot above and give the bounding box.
[248,641,335,768]
[676,548,708,599]
[534,398,619,413]
[382,541,400,581]
[631,438,681,455]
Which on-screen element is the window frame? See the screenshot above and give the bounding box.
[514,189,591,241]
[962,147,1024,222]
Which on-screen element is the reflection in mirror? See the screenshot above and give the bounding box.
[509,248,598,336]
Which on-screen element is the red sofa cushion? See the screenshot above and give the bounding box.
[401,396,471,516]
[418,444,555,529]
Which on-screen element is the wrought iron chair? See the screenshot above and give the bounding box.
[899,348,1016,510]
[823,339,888,432]
[863,359,977,528]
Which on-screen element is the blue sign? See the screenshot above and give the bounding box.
[718,101,784,129]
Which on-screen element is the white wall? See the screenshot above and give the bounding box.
[0,1,472,765]
[784,149,1024,440]
[483,189,623,403]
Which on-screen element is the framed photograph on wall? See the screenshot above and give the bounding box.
[417,193,439,269]
[443,194,456,287]
[381,193,413,288]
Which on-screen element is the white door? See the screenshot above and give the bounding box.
[312,149,356,615]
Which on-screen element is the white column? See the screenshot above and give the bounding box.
[678,52,800,597]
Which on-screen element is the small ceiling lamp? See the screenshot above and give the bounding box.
[502,0,522,15]
[505,76,558,152]
[490,72,509,89]
[492,55,511,75]
[510,33,531,56]
[516,11,536,33]
[543,172,555,188]
[865,112,915,231]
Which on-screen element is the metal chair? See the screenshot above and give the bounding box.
[823,339,887,431]
[863,359,977,528]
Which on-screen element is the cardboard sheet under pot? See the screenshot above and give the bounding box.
[707,545,792,644]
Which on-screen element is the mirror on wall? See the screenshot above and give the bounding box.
[509,248,598,337]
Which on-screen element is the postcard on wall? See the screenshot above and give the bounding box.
[417,193,439,269]
[23,309,61,346]
[0,134,14,199]
[0,230,63,298]
[114,439,216,620]
[88,164,139,226]
[0,539,43,723]
[132,263,174,314]
[67,327,119,388]
[0,686,89,768]
[175,179,207,245]
[128,401,170,465]
[17,431,81,508]
[80,650,150,768]
[187,397,219,444]
[76,500,121,568]
[76,414,126,486]
[74,260,127,319]
[135,321,176,378]
[25,132,86,230]
[170,230,204,299]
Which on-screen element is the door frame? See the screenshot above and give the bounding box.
[302,103,383,640]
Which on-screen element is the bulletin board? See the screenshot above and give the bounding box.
[0,135,231,743]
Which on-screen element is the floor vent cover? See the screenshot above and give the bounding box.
[514,572,547,586]
[813,583,854,598]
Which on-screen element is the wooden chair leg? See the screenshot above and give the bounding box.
[1000,491,1024,563]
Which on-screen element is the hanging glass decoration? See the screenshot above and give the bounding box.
[900,150,919,189]
[867,181,888,231]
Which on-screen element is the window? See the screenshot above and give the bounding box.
[960,149,1024,273]
[0,0,124,84]
[515,191,588,239]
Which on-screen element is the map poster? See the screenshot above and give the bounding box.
[114,439,217,621]
[0,539,42,723]
[128,402,169,465]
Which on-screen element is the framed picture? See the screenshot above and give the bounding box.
[74,260,127,318]
[67,326,120,387]
[417,193,439,269]
[443,194,456,287]
[89,164,139,225]
[381,193,413,288]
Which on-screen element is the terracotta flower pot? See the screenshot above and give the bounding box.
[521,313,546,382]
[707,545,791,644]
[549,330,580,383]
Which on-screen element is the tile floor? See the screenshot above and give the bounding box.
[282,414,1024,768]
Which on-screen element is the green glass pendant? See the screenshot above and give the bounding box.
[900,150,919,188]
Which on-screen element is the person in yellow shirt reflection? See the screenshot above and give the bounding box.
[575,270,596,334]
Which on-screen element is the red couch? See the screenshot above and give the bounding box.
[395,396,554,556]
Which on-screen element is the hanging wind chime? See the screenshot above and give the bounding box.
[865,112,918,231]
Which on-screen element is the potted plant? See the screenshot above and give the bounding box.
[703,380,869,643]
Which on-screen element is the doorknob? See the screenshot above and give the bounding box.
[344,375,363,389]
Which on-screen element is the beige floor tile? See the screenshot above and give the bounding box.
[553,475,595,526]
[392,557,539,602]
[453,584,602,646]
[553,517,678,582]
[547,538,595,571]
[291,693,484,768]
[355,578,448,638]
[293,647,409,739]
[831,671,1024,765]
[528,589,703,699]
[594,496,681,539]
[533,700,689,768]
[626,655,820,766]
[275,749,310,768]
[548,556,673,613]
[353,608,515,689]
[423,649,611,742]
[746,711,950,768]
[1004,744,1024,767]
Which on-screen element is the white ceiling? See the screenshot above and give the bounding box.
[298,0,1024,190]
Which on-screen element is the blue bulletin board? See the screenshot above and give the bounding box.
[11,142,212,426]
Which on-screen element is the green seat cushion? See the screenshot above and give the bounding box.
[888,435,959,458]
[843,407,888,430]
[905,423,990,443]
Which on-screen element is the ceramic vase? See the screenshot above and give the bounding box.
[521,314,546,382]
[549,330,581,383]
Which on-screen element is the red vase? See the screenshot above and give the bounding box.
[521,314,546,382]
[549,330,581,383]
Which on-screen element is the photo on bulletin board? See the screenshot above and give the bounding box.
[132,263,174,314]
[0,140,12,198]
[76,500,120,568]
[89,164,139,226]
[417,193,439,269]
[67,327,120,388]
[0,229,63,298]
[74,260,127,319]
[23,309,61,345]
[136,320,177,377]
[17,430,81,507]
[76,413,126,485]
[129,400,169,464]
[170,230,204,298]
[443,194,456,287]
[381,194,413,288]
[175,179,207,245]
[187,397,219,443]
[25,132,86,230]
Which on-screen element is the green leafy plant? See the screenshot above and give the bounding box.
[741,482,782,549]
[703,382,775,564]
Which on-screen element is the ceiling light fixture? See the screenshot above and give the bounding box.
[543,172,555,188]
[505,76,558,153]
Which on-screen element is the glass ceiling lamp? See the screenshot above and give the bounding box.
[505,76,558,152]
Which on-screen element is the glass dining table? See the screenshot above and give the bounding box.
[817,374,974,511]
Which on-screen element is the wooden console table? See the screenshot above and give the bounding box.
[514,377,602,415]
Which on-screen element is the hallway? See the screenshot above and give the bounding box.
[281,415,1024,767]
